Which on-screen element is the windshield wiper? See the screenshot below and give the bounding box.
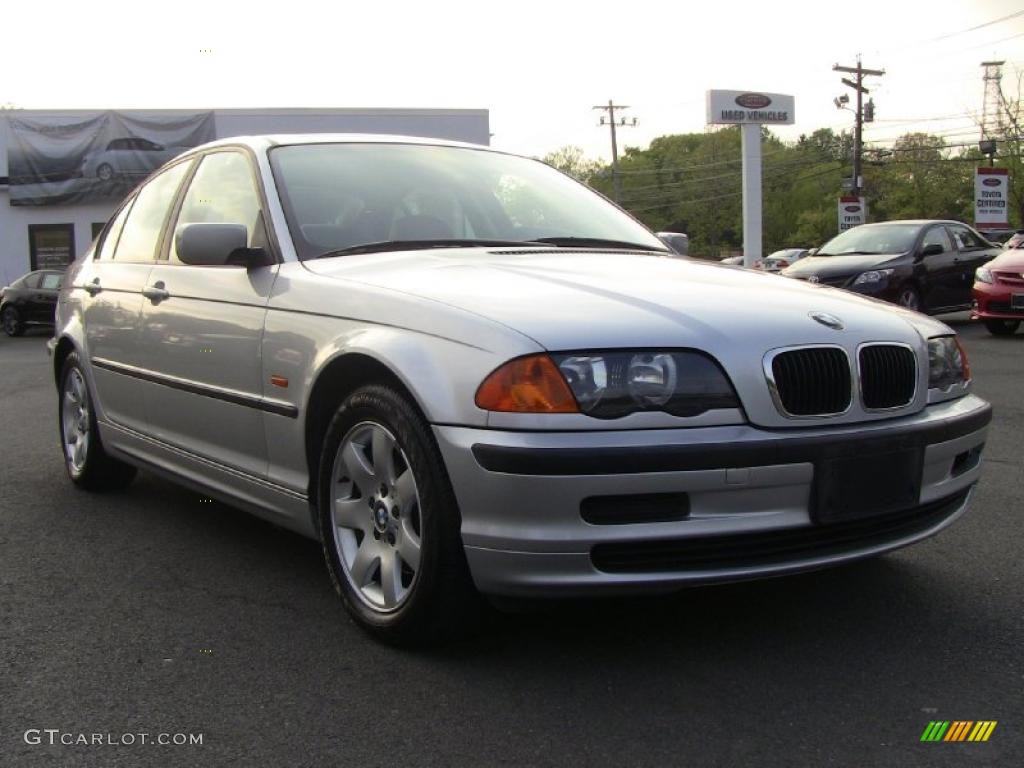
[528,236,669,252]
[312,239,542,259]
[832,250,884,256]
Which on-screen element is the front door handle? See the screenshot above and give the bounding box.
[142,282,170,303]
[84,278,102,296]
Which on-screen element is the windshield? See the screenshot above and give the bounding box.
[816,224,920,256]
[767,249,802,260]
[269,143,667,260]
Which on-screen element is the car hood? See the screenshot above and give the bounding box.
[782,253,906,280]
[303,248,949,351]
[985,250,1024,271]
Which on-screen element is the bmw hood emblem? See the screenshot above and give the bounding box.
[809,311,844,330]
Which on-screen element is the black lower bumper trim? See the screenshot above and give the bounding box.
[590,488,970,574]
[471,403,991,476]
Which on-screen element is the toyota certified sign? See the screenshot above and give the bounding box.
[838,196,867,232]
[706,90,795,125]
[975,167,1009,229]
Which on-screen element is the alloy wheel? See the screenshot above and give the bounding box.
[62,368,91,473]
[898,287,920,311]
[329,421,423,612]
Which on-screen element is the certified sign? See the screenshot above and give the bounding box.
[706,90,795,125]
[975,167,1009,229]
[838,195,866,232]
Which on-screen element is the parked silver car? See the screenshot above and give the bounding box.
[80,137,187,182]
[50,135,991,643]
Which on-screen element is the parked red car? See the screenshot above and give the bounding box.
[973,248,1024,335]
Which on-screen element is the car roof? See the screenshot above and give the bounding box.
[188,133,492,155]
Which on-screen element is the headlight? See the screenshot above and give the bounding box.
[975,267,993,284]
[476,350,739,418]
[927,336,970,390]
[852,268,894,286]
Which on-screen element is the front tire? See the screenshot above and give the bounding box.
[983,318,1020,336]
[2,306,24,337]
[896,284,922,312]
[97,163,114,181]
[59,352,136,491]
[317,384,479,645]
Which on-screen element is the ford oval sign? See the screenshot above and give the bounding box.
[735,93,772,109]
[983,177,1001,187]
[844,205,861,213]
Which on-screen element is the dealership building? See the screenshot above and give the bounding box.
[0,108,490,286]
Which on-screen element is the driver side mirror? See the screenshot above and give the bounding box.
[807,247,818,257]
[175,223,270,267]
[919,242,944,258]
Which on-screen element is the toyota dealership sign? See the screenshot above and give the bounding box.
[975,167,1009,229]
[706,90,795,125]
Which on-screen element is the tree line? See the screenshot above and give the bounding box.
[542,110,1023,258]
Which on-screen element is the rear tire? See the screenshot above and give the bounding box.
[2,306,24,337]
[317,384,480,645]
[97,163,114,181]
[59,352,136,491]
[983,318,1020,336]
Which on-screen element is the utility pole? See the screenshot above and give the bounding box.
[593,100,637,202]
[833,57,885,198]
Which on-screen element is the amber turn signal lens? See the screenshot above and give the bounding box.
[475,355,579,413]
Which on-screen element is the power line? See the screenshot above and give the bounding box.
[925,9,1024,43]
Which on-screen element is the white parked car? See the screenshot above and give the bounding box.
[755,248,810,272]
[50,135,991,643]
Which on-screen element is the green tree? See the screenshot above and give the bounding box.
[540,146,603,184]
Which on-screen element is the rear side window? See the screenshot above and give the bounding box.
[949,224,987,250]
[169,152,264,263]
[96,201,134,261]
[113,161,191,262]
[40,273,62,290]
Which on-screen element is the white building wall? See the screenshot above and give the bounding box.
[0,108,489,285]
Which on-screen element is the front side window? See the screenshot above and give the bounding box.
[40,273,63,290]
[922,226,952,253]
[113,161,191,262]
[97,201,134,261]
[269,143,666,259]
[169,152,264,263]
[23,273,42,289]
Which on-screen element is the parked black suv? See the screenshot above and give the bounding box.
[781,220,999,313]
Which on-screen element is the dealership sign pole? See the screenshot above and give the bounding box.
[974,166,1009,231]
[706,90,795,268]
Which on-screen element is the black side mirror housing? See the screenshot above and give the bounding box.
[919,242,944,258]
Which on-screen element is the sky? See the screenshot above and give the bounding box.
[5,0,1024,160]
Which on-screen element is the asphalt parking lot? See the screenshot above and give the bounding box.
[1,315,1021,767]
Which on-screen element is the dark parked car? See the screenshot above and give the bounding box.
[1,269,64,336]
[781,220,999,313]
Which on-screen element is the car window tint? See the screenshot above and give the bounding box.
[169,152,263,263]
[922,226,952,253]
[96,201,134,261]
[23,273,42,289]
[113,161,190,262]
[949,225,986,250]
[40,273,62,290]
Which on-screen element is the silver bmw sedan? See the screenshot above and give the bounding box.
[50,135,991,643]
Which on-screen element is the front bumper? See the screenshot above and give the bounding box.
[435,395,991,596]
[972,282,1024,320]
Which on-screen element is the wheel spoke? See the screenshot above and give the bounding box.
[394,468,416,506]
[340,442,376,495]
[379,548,402,607]
[397,523,421,572]
[371,427,397,485]
[334,497,369,532]
[349,538,381,587]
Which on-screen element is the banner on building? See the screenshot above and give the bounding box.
[838,196,866,232]
[6,111,215,206]
[974,167,1009,230]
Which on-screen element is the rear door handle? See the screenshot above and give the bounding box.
[142,282,170,303]
[84,278,102,296]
